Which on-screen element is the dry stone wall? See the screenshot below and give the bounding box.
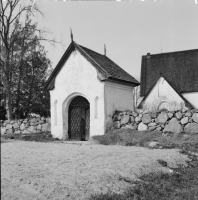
[112,108,198,134]
[0,117,51,135]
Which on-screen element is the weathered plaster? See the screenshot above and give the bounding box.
[104,81,134,131]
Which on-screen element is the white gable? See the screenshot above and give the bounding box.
[50,50,105,139]
[141,77,185,111]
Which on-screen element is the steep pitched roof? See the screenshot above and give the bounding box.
[140,49,198,97]
[45,41,139,90]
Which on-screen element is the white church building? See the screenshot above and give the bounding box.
[45,39,139,140]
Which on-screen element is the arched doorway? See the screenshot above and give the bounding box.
[68,96,90,140]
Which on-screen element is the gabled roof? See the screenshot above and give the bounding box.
[138,75,194,109]
[45,41,140,90]
[140,49,198,97]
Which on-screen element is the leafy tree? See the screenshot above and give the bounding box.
[0,0,55,119]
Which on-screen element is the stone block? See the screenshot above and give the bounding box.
[6,128,13,134]
[121,115,130,125]
[46,118,51,123]
[155,112,168,124]
[149,126,156,131]
[37,124,42,130]
[133,112,138,117]
[113,121,120,129]
[192,113,198,123]
[42,123,49,132]
[135,116,141,122]
[20,123,25,131]
[184,123,198,134]
[175,111,183,120]
[41,117,45,121]
[25,123,30,128]
[142,114,152,124]
[150,112,157,119]
[30,118,36,123]
[22,130,31,134]
[185,112,192,117]
[148,122,157,127]
[168,112,174,118]
[30,122,39,126]
[163,118,183,134]
[47,125,51,132]
[36,118,41,122]
[121,125,128,129]
[125,124,137,130]
[181,117,188,125]
[5,124,12,130]
[23,119,28,124]
[13,123,19,130]
[113,115,122,121]
[149,141,159,148]
[33,130,41,133]
[156,127,162,131]
[27,126,36,132]
[14,130,21,134]
[138,122,148,131]
[38,120,44,124]
[130,116,135,123]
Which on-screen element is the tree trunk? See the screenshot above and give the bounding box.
[4,55,13,120]
[5,81,13,120]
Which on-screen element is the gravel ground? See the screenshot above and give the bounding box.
[1,140,190,200]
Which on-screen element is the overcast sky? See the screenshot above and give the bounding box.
[36,0,198,81]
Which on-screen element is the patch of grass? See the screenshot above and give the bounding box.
[91,129,198,153]
[1,132,58,142]
[88,155,198,200]
[90,130,198,199]
[92,129,162,146]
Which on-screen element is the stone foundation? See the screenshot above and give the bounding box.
[112,108,198,134]
[0,117,51,135]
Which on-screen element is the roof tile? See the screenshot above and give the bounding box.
[140,49,198,96]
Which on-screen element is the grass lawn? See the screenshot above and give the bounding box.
[1,129,198,200]
[90,129,198,200]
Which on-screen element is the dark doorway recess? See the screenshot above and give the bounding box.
[68,96,90,141]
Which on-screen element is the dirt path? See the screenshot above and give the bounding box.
[1,140,189,200]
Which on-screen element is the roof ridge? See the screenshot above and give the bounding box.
[74,42,110,78]
[144,49,198,57]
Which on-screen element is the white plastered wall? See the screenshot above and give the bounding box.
[142,77,185,111]
[182,92,198,109]
[104,81,134,131]
[50,50,105,139]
